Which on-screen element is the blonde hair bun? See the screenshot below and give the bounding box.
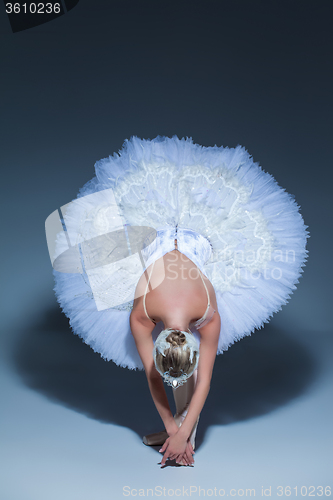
[165,330,187,347]
[153,328,200,388]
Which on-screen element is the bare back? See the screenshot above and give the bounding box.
[133,250,218,327]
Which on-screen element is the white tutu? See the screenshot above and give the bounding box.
[51,136,308,370]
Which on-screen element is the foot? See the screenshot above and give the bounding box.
[142,430,169,446]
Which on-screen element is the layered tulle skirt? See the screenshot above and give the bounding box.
[50,136,308,369]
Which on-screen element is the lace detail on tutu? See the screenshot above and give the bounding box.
[112,161,275,293]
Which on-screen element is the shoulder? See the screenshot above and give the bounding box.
[130,308,154,337]
[200,272,218,310]
[129,311,157,376]
[198,311,221,344]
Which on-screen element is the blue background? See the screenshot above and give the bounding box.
[0,1,332,498]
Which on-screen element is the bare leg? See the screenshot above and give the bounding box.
[173,369,197,414]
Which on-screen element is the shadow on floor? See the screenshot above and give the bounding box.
[11,306,317,452]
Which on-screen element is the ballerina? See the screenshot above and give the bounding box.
[130,244,220,466]
[47,136,308,467]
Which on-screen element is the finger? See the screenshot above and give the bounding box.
[185,448,194,465]
[176,453,186,465]
[188,444,195,462]
[176,454,187,466]
[184,449,192,465]
[184,443,192,462]
[159,440,169,453]
[184,448,191,464]
[182,453,190,466]
[188,442,195,455]
[185,443,194,464]
[160,452,170,466]
[159,438,169,453]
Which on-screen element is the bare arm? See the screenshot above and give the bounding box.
[176,312,221,441]
[130,313,179,436]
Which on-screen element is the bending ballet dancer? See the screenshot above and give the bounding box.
[50,136,308,468]
[130,240,220,466]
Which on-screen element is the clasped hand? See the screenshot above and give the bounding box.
[159,432,195,466]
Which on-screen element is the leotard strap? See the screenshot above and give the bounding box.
[194,271,216,330]
[143,261,157,325]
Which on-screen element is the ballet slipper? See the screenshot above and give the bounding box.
[142,430,169,446]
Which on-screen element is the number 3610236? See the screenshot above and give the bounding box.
[5,3,61,14]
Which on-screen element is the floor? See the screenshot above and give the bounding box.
[1,297,332,500]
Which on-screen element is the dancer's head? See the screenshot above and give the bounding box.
[153,328,199,388]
